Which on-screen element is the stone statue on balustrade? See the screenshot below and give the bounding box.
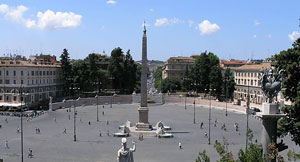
[117,138,136,162]
[259,66,284,103]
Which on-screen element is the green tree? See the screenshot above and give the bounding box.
[108,47,125,91]
[86,53,99,84]
[60,49,72,96]
[273,38,300,145]
[154,66,163,91]
[196,150,210,162]
[224,68,236,101]
[193,52,210,92]
[71,60,89,92]
[123,50,137,93]
[162,78,181,93]
[192,51,223,97]
[182,66,192,92]
[135,63,142,93]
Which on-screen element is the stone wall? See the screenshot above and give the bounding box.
[49,95,132,111]
[164,95,246,113]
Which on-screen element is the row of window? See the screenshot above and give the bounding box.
[235,72,258,78]
[0,79,60,85]
[0,96,22,101]
[168,65,190,70]
[236,79,259,86]
[0,70,59,77]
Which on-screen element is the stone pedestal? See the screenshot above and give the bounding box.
[136,107,152,131]
[260,103,284,161]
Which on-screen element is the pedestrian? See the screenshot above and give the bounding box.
[106,120,109,125]
[5,141,9,149]
[80,118,82,123]
[17,127,20,133]
[200,122,203,129]
[54,117,56,122]
[88,121,91,125]
[107,130,109,136]
[28,148,33,158]
[68,114,70,120]
[179,142,182,149]
[63,128,67,134]
[67,109,68,112]
[102,105,104,109]
[5,118,8,123]
[102,111,104,116]
[35,127,38,134]
[99,131,101,137]
[204,132,208,137]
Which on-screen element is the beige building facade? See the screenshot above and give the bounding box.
[233,63,271,108]
[0,57,63,108]
[162,56,196,80]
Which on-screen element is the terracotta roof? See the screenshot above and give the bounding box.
[0,60,61,67]
[234,63,271,70]
[220,60,247,65]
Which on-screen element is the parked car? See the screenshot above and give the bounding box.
[249,107,261,115]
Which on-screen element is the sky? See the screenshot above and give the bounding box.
[0,0,299,61]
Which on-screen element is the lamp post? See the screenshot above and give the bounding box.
[95,95,99,122]
[193,91,196,124]
[73,86,80,142]
[19,84,24,162]
[185,93,187,110]
[225,78,228,117]
[109,76,114,108]
[246,85,250,149]
[206,88,216,145]
[191,82,198,124]
[69,87,72,112]
[94,80,100,122]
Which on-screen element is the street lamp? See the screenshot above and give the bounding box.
[94,80,101,122]
[191,82,198,124]
[69,87,72,112]
[225,78,228,117]
[109,76,114,108]
[73,86,80,142]
[95,95,99,122]
[205,88,216,145]
[246,85,250,149]
[19,85,24,162]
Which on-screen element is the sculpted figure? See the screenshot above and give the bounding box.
[259,67,284,103]
[117,138,136,162]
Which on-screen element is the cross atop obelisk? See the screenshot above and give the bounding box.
[136,21,152,131]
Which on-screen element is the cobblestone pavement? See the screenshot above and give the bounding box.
[0,103,299,162]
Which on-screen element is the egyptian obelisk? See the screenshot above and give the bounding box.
[136,22,152,131]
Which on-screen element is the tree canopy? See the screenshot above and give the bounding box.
[273,38,300,145]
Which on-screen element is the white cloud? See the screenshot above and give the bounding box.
[0,4,34,27]
[253,34,257,38]
[254,20,261,26]
[100,25,105,30]
[36,10,82,30]
[288,31,300,41]
[154,17,181,27]
[197,20,220,35]
[106,0,117,4]
[0,4,82,30]
[149,8,154,12]
[266,34,272,38]
[188,20,194,28]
